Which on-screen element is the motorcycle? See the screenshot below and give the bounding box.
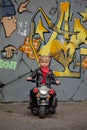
[27,79,59,118]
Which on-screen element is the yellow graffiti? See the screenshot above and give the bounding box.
[79,7,87,22]
[29,1,87,77]
[35,17,49,41]
[29,22,39,65]
[70,18,87,45]
[81,48,87,55]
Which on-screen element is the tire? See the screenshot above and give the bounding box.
[31,108,38,116]
[39,106,45,118]
[52,97,57,108]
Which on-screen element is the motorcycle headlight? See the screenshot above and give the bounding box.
[40,85,48,95]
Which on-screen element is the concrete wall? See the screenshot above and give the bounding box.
[0,0,87,102]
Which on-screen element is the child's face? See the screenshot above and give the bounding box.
[39,57,50,68]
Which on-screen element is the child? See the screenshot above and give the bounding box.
[27,55,60,108]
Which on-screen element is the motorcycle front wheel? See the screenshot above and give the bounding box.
[39,106,45,118]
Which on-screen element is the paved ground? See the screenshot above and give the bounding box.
[0,101,87,130]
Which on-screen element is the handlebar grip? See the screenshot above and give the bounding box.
[51,81,57,85]
[26,79,36,82]
[51,81,60,85]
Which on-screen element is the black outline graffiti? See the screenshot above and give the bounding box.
[69,69,87,101]
[49,0,59,15]
[0,81,5,99]
[18,0,32,14]
[0,70,32,100]
[14,0,19,6]
[74,0,82,5]
[58,84,69,101]
[17,52,33,72]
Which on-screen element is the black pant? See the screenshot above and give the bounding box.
[29,88,37,107]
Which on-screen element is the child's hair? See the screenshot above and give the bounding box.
[39,55,51,63]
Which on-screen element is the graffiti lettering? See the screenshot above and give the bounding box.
[0,59,17,70]
[36,3,87,77]
[19,2,87,78]
[18,21,28,36]
[18,29,27,36]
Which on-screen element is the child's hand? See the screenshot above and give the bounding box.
[56,80,60,85]
[26,77,32,81]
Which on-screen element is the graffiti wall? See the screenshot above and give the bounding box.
[0,0,87,102]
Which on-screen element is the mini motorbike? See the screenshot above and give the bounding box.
[27,79,59,118]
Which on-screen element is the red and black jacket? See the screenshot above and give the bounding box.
[29,67,57,88]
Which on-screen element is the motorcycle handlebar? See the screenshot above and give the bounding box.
[26,79,60,85]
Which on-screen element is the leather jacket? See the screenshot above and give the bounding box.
[30,67,57,88]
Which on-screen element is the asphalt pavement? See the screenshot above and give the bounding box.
[0,101,87,130]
